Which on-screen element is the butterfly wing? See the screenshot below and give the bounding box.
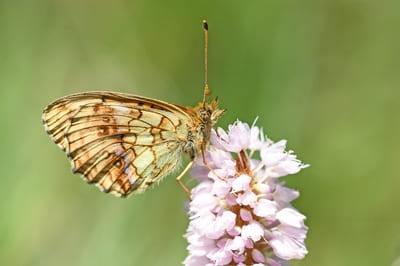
[42,91,194,197]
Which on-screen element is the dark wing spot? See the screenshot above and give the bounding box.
[97,126,109,136]
[114,158,123,168]
[93,104,100,112]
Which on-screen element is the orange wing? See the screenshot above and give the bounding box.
[42,91,194,197]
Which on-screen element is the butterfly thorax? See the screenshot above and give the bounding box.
[183,98,225,160]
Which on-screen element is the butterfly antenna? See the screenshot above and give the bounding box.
[202,20,211,104]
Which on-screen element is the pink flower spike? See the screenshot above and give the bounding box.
[184,120,308,265]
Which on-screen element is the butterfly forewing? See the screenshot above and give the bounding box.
[42,92,195,197]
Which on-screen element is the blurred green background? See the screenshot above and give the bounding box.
[1,0,399,265]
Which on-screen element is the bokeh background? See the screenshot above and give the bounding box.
[1,0,399,265]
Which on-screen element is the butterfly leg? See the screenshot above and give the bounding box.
[214,127,228,143]
[176,160,194,199]
[201,146,226,181]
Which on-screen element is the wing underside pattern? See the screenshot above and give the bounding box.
[42,92,193,197]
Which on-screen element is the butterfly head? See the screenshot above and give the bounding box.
[191,98,225,151]
[198,97,225,126]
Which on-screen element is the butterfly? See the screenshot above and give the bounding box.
[42,20,225,198]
